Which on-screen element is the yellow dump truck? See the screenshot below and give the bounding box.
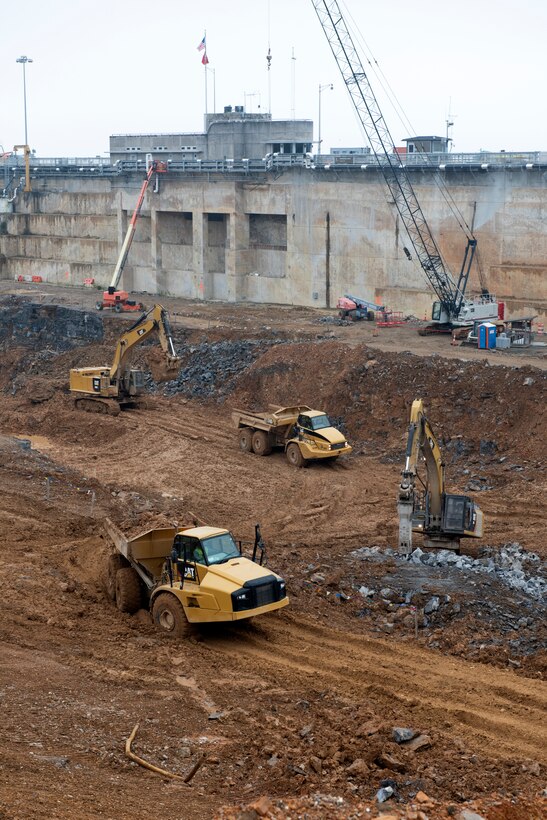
[232,404,351,467]
[104,518,288,637]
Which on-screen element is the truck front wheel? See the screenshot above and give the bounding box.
[152,593,193,638]
[252,430,272,456]
[239,428,253,452]
[115,567,141,613]
[286,442,306,468]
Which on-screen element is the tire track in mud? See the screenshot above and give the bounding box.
[204,614,547,763]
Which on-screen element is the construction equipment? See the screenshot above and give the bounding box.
[312,1,499,333]
[336,294,384,321]
[69,303,179,414]
[96,158,167,312]
[104,518,289,637]
[233,405,351,467]
[397,399,484,554]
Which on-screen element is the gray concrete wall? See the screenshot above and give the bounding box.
[0,168,545,319]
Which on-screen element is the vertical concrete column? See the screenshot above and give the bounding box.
[193,210,212,299]
[226,211,249,302]
[150,206,167,294]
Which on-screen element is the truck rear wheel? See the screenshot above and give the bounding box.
[106,554,126,600]
[286,442,306,468]
[115,567,141,613]
[152,593,192,638]
[239,428,253,452]
[252,430,272,456]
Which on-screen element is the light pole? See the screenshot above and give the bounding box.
[318,83,333,155]
[16,55,33,146]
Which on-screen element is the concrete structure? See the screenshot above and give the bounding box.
[109,108,313,164]
[0,161,546,320]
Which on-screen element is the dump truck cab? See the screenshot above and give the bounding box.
[104,519,288,638]
[294,410,349,456]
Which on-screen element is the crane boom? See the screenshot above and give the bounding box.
[311,1,494,328]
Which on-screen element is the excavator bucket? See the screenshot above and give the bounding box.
[147,349,181,383]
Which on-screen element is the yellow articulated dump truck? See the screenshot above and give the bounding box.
[103,518,288,638]
[232,404,351,467]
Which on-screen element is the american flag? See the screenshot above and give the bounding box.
[197,36,206,52]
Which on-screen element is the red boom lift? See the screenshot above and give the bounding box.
[96,159,167,312]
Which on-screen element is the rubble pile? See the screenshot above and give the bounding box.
[154,338,287,400]
[352,543,546,600]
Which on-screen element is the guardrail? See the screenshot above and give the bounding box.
[2,151,547,181]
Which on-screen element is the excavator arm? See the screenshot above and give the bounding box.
[109,304,179,384]
[398,399,483,554]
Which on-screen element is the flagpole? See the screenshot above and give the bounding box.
[203,30,208,119]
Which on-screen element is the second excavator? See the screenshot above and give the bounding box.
[69,303,180,414]
[397,399,484,555]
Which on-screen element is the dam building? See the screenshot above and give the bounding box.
[0,108,546,320]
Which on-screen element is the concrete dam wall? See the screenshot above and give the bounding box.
[0,166,545,319]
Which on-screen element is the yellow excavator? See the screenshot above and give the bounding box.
[397,399,484,554]
[69,303,179,414]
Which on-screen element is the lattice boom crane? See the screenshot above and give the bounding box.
[311,0,499,331]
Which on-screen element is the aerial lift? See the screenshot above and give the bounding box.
[69,303,179,413]
[96,157,167,312]
[311,1,500,333]
[397,400,484,554]
[336,294,384,321]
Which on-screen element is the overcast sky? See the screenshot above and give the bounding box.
[2,0,546,158]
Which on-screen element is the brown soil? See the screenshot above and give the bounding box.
[0,283,545,820]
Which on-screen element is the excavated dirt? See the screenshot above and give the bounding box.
[0,284,545,820]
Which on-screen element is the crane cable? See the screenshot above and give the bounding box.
[339,0,476,244]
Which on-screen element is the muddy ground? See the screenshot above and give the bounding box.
[0,284,545,820]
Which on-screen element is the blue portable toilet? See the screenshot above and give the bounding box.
[478,322,496,349]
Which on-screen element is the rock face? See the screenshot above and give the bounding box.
[0,300,103,350]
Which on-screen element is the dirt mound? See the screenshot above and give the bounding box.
[230,341,546,461]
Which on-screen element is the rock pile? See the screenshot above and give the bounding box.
[154,338,286,400]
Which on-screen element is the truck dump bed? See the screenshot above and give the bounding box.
[232,404,312,431]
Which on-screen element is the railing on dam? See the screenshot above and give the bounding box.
[2,150,547,184]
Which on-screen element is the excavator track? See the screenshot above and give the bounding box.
[74,397,120,416]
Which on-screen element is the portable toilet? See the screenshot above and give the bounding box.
[478,322,497,349]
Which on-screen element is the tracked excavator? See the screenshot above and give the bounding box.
[69,303,179,414]
[397,400,484,554]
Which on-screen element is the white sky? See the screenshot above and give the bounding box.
[2,0,546,158]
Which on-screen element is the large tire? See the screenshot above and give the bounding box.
[152,593,193,639]
[252,430,272,456]
[106,554,126,600]
[286,442,306,468]
[239,428,253,453]
[114,303,122,313]
[95,301,103,311]
[115,567,141,613]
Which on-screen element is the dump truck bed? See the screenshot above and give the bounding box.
[232,404,312,431]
